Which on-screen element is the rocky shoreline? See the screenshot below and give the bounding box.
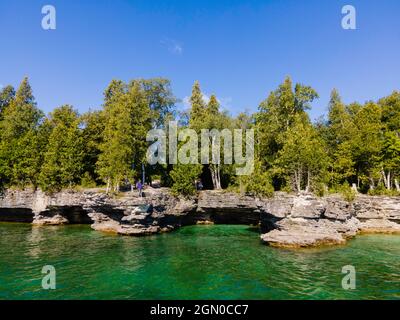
[0,188,399,248]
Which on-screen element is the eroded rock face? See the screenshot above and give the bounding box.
[1,189,400,248]
[260,217,360,248]
[259,194,400,248]
[196,191,261,224]
[261,218,347,248]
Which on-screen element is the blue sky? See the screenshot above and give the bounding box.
[0,0,399,120]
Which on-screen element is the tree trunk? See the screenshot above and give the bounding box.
[381,169,390,190]
[294,167,302,192]
[395,179,400,192]
[216,164,221,189]
[209,164,222,190]
[305,170,311,192]
[369,177,375,190]
[298,166,302,192]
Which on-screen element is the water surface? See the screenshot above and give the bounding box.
[0,223,399,299]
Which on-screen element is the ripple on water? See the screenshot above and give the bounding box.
[0,223,399,300]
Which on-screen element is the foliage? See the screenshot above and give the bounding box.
[38,105,84,192]
[338,182,357,202]
[1,76,400,197]
[170,163,202,196]
[96,80,151,192]
[237,160,274,197]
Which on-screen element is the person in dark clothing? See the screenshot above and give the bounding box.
[195,180,203,190]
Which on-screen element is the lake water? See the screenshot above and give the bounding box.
[0,223,399,300]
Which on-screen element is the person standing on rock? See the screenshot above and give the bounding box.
[136,181,143,197]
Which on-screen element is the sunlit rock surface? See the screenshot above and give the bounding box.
[1,189,400,247]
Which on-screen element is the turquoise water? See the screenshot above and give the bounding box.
[0,222,399,300]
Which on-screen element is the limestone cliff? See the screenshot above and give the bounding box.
[0,188,399,248]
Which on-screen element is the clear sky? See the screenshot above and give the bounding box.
[0,0,399,120]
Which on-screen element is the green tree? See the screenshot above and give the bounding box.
[380,91,400,131]
[204,95,224,189]
[351,102,383,190]
[97,80,151,192]
[378,92,400,190]
[81,110,105,184]
[39,105,84,192]
[237,159,274,197]
[275,114,328,192]
[0,78,44,187]
[256,77,318,164]
[326,89,356,185]
[133,78,177,128]
[255,77,319,190]
[0,85,15,116]
[170,163,202,196]
[189,81,206,132]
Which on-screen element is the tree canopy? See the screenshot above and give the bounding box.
[1,76,400,196]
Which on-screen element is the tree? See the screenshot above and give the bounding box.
[189,81,206,132]
[96,80,151,192]
[255,77,319,190]
[379,92,400,190]
[38,105,84,191]
[256,77,318,166]
[326,89,356,185]
[380,91,400,131]
[351,102,383,190]
[381,131,400,190]
[237,159,274,197]
[0,85,15,116]
[81,110,105,184]
[275,114,328,192]
[133,78,177,128]
[0,78,44,187]
[170,163,202,196]
[204,95,224,189]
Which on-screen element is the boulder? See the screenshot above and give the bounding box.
[289,194,325,219]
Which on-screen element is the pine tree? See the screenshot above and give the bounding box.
[326,89,356,185]
[170,163,202,196]
[0,77,44,187]
[276,114,328,192]
[0,85,15,116]
[81,110,105,185]
[38,105,84,192]
[189,81,206,132]
[351,102,383,191]
[96,81,151,192]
